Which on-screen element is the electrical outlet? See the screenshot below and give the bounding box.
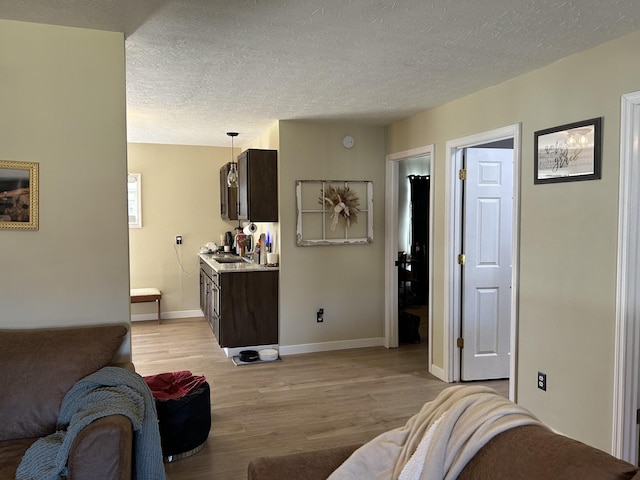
[176,235,182,245]
[317,308,324,323]
[537,371,547,391]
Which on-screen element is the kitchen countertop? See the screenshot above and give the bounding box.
[199,253,279,273]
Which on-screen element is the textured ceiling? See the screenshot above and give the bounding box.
[1,0,639,146]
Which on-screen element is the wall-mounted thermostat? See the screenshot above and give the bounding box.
[342,135,355,149]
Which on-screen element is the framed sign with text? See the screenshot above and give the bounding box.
[534,117,602,184]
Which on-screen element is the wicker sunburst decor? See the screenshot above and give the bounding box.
[319,185,360,231]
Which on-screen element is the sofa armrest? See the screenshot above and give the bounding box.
[458,424,640,480]
[67,414,133,480]
[248,444,361,480]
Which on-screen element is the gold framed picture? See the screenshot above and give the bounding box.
[0,160,39,231]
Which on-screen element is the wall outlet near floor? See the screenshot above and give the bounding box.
[176,235,182,245]
[537,371,547,391]
[317,308,324,323]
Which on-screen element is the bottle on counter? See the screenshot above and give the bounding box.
[259,233,267,264]
[234,226,253,257]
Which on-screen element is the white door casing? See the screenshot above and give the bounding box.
[612,90,640,463]
[461,148,513,381]
[444,124,520,401]
[384,146,434,366]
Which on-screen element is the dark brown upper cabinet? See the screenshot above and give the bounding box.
[237,149,278,222]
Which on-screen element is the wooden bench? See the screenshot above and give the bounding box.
[130,288,162,324]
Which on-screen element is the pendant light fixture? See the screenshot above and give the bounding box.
[226,132,239,188]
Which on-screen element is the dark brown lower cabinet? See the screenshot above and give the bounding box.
[219,270,278,347]
[200,264,278,348]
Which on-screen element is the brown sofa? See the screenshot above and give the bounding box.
[0,324,134,479]
[249,421,640,480]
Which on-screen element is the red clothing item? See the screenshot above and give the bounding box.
[144,371,207,400]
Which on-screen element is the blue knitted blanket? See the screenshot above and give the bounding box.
[16,366,166,480]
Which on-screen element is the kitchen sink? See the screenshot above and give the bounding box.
[211,256,248,264]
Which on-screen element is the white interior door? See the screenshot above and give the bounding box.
[461,147,513,381]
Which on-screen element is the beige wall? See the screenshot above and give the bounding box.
[277,121,387,347]
[0,20,130,360]
[387,30,640,451]
[243,122,280,151]
[127,143,240,316]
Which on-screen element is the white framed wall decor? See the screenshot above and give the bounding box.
[296,180,373,246]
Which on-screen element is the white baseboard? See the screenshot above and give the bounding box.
[130,309,203,322]
[430,364,446,382]
[279,337,384,356]
[217,338,385,358]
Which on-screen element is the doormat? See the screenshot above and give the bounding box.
[232,356,281,366]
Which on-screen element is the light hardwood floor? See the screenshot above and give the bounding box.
[131,317,507,480]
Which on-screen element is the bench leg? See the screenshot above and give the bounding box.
[157,299,161,325]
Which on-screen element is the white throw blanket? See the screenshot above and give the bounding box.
[328,385,544,480]
[16,366,166,480]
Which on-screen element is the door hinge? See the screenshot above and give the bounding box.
[637,408,640,425]
[457,254,466,265]
[459,168,467,180]
[457,337,464,348]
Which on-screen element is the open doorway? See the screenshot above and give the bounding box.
[397,161,430,347]
[384,145,434,363]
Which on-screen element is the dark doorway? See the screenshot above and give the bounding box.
[397,156,430,346]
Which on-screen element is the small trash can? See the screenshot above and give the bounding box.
[144,371,211,462]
